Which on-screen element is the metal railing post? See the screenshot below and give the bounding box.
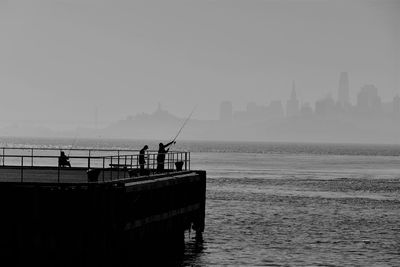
[110,157,113,181]
[102,157,105,182]
[88,150,91,169]
[185,152,187,171]
[124,155,127,178]
[31,148,34,167]
[117,155,120,179]
[2,148,4,166]
[180,152,182,171]
[20,156,24,182]
[152,154,155,175]
[171,152,173,171]
[167,153,170,171]
[146,152,149,173]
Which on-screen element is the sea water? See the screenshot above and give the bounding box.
[1,138,399,266]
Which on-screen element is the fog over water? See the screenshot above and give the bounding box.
[0,0,400,144]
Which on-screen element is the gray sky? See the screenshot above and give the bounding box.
[0,0,399,128]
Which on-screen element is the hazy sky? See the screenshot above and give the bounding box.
[0,0,399,128]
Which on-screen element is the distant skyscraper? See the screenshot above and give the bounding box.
[337,72,350,107]
[393,95,400,114]
[357,84,382,113]
[315,95,336,116]
[220,101,233,122]
[286,81,299,117]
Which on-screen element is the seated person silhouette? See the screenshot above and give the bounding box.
[139,145,149,175]
[58,151,71,167]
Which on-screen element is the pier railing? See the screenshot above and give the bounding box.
[0,147,191,183]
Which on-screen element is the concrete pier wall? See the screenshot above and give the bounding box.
[0,170,206,266]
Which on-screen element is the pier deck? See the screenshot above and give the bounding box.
[0,166,90,183]
[0,166,181,183]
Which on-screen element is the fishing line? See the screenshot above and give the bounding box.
[171,106,197,144]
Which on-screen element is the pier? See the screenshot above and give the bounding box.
[0,147,206,266]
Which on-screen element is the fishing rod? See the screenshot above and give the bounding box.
[171,106,197,144]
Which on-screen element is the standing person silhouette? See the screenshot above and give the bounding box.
[58,151,71,167]
[139,145,148,175]
[156,141,175,173]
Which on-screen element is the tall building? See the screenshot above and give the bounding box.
[357,84,382,113]
[315,95,336,116]
[219,101,233,122]
[337,72,350,107]
[286,81,300,117]
[393,95,400,114]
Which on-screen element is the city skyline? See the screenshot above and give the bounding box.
[0,71,399,131]
[2,70,400,144]
[1,70,399,127]
[1,0,399,126]
[221,71,400,121]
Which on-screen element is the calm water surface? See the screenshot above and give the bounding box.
[2,138,400,266]
[184,149,400,266]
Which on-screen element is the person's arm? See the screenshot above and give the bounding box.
[164,140,175,148]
